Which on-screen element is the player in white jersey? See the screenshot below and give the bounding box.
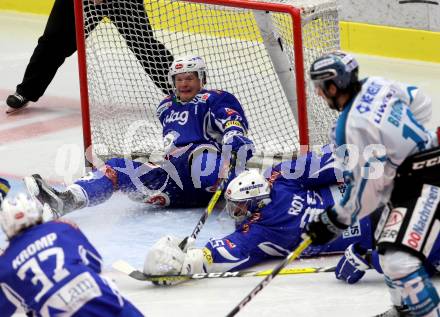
[305,51,440,316]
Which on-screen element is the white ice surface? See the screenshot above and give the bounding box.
[1,10,440,317]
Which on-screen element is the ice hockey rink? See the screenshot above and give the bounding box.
[1,10,440,317]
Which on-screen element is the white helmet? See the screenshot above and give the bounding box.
[0,194,44,238]
[224,170,271,222]
[168,55,207,89]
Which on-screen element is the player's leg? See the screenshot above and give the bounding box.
[380,249,439,316]
[106,0,174,95]
[8,0,77,111]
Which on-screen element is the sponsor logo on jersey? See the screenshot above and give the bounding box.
[355,81,382,114]
[156,101,172,117]
[378,208,406,244]
[165,109,189,125]
[374,90,395,124]
[225,120,242,129]
[403,185,440,251]
[342,219,361,238]
[201,93,210,101]
[175,63,183,69]
[41,272,102,316]
[412,155,440,170]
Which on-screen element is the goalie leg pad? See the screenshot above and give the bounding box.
[375,184,440,260]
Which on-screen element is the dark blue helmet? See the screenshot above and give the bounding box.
[310,51,359,91]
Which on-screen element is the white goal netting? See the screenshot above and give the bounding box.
[76,0,340,162]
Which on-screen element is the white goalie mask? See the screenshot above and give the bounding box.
[224,170,271,223]
[168,55,207,90]
[0,194,44,238]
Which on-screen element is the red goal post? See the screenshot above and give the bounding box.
[73,0,339,165]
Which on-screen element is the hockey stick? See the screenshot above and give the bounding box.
[226,236,312,317]
[178,152,237,250]
[112,259,335,283]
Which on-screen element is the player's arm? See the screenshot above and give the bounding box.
[392,81,432,125]
[209,92,255,159]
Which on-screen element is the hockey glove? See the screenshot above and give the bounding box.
[305,207,348,245]
[222,131,255,163]
[335,243,371,284]
[144,235,204,286]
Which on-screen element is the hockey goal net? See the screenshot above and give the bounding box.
[74,0,339,164]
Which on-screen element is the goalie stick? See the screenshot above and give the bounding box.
[112,259,336,283]
[178,152,237,250]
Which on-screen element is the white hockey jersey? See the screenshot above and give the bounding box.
[330,76,438,225]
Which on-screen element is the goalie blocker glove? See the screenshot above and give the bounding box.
[305,206,348,245]
[144,235,205,286]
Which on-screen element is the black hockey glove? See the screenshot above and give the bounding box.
[305,207,348,245]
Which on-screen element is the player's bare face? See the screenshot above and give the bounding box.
[175,72,202,102]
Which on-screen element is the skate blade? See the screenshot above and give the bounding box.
[24,176,40,197]
[6,103,30,115]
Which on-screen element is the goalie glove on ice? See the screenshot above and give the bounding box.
[144,235,205,285]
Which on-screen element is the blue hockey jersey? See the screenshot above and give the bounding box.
[201,152,373,273]
[0,220,142,317]
[157,89,249,153]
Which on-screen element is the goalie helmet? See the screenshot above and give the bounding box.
[224,170,271,223]
[168,55,207,89]
[310,51,359,92]
[0,194,44,238]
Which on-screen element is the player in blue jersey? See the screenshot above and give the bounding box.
[143,151,373,283]
[0,177,10,201]
[305,51,440,316]
[0,194,144,317]
[24,55,255,216]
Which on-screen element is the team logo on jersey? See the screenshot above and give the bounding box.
[165,109,189,125]
[225,108,238,116]
[225,239,236,249]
